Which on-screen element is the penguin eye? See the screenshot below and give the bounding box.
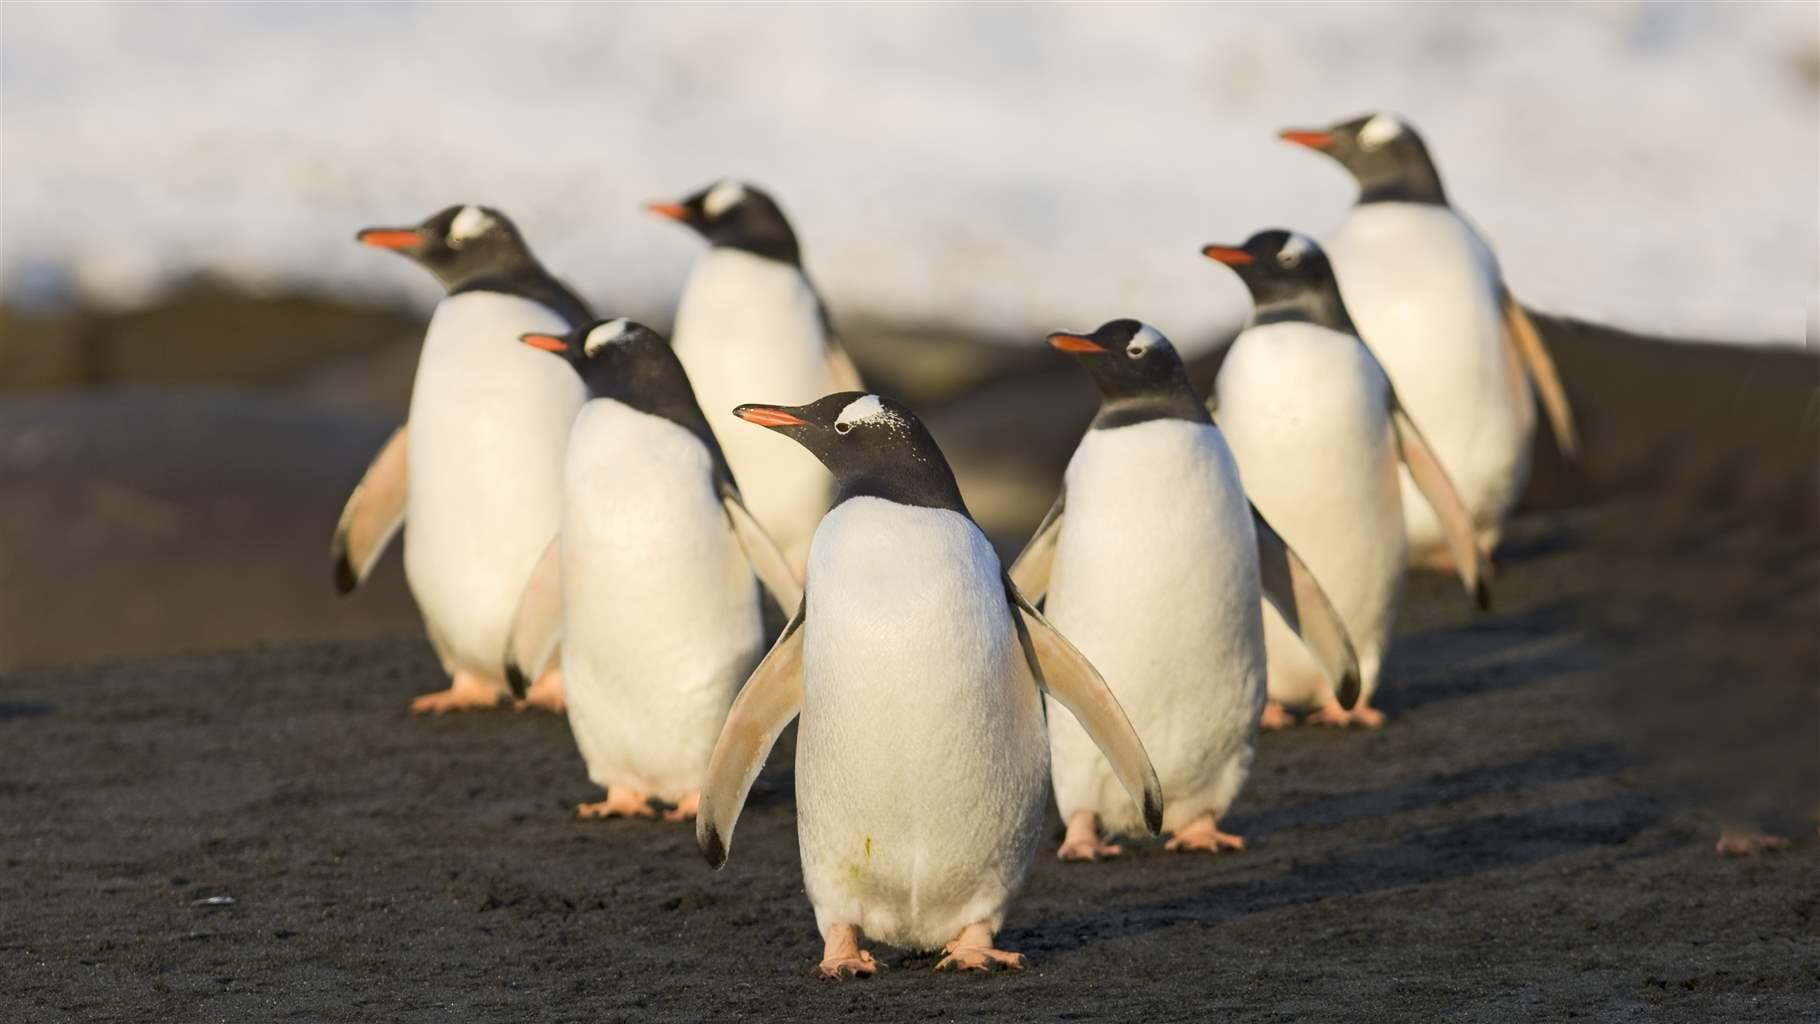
[1126,345,1144,358]
[1277,250,1301,269]
[834,422,853,435]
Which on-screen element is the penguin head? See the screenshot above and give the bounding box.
[356,204,538,290]
[1279,113,1446,205]
[647,180,802,264]
[732,392,969,514]
[1203,230,1353,332]
[521,318,687,403]
[1047,319,1192,402]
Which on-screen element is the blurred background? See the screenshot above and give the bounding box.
[2,1,1817,671]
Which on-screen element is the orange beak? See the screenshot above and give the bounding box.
[1202,245,1254,266]
[734,404,809,428]
[1278,128,1335,151]
[520,333,568,353]
[356,228,424,250]
[645,201,690,222]
[1048,332,1105,354]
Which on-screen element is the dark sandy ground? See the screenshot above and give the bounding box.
[4,504,1818,1023]
[3,300,1817,1020]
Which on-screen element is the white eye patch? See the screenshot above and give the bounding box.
[1358,113,1404,151]
[1125,323,1164,358]
[703,180,747,219]
[583,318,633,356]
[448,205,494,246]
[834,394,890,433]
[1278,233,1314,268]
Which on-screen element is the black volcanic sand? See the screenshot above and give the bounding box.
[5,507,1819,1023]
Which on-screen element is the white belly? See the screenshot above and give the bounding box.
[671,248,838,566]
[558,402,765,801]
[1044,419,1265,833]
[403,291,587,679]
[1215,321,1407,706]
[1326,203,1536,557]
[796,499,1047,951]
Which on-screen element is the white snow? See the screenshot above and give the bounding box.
[2,3,1815,346]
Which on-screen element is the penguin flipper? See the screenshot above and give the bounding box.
[1008,492,1065,602]
[1006,577,1164,835]
[721,485,804,612]
[502,533,563,698]
[1387,393,1492,611]
[697,602,806,869]
[331,424,409,594]
[1500,288,1580,460]
[825,340,865,393]
[1251,505,1362,709]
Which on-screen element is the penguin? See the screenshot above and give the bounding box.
[1009,319,1360,860]
[693,392,1163,977]
[648,180,863,573]
[1205,230,1491,728]
[503,319,802,821]
[1279,113,1580,567]
[333,205,589,713]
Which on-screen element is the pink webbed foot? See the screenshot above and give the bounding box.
[515,664,566,714]
[817,923,878,980]
[1165,814,1245,854]
[935,922,1025,972]
[1259,700,1295,731]
[1716,829,1790,856]
[577,788,656,820]
[1057,810,1122,862]
[662,791,701,823]
[410,671,509,715]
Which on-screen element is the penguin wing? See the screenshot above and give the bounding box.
[1251,505,1362,709]
[331,424,408,594]
[697,601,806,869]
[720,483,805,612]
[1500,287,1581,460]
[502,533,563,698]
[826,339,865,393]
[1007,492,1066,601]
[1387,391,1492,610]
[1006,577,1164,835]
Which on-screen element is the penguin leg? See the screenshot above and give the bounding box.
[661,791,701,823]
[409,671,509,715]
[1056,810,1122,861]
[1715,827,1790,856]
[1307,696,1387,728]
[577,787,657,820]
[1259,700,1295,731]
[816,923,878,979]
[1164,813,1245,854]
[516,662,566,714]
[935,921,1025,972]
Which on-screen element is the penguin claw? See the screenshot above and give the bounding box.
[935,947,1025,972]
[815,952,878,980]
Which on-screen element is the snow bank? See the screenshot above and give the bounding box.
[3,2,1815,346]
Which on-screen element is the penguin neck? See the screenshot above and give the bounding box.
[581,358,729,484]
[832,455,971,518]
[714,231,801,268]
[1354,154,1448,207]
[451,264,594,329]
[1249,288,1357,335]
[1091,384,1212,431]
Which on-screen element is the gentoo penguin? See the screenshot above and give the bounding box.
[334,205,589,713]
[1280,113,1580,567]
[503,319,802,821]
[694,393,1163,977]
[648,180,863,573]
[1009,319,1358,861]
[1206,230,1491,728]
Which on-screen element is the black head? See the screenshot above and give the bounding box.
[520,319,720,450]
[1047,319,1210,430]
[355,204,546,292]
[1280,113,1447,206]
[1203,230,1355,333]
[647,180,802,265]
[732,393,968,515]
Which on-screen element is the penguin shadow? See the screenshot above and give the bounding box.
[0,700,56,720]
[1489,517,1587,567]
[1382,599,1607,715]
[1016,793,1669,957]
